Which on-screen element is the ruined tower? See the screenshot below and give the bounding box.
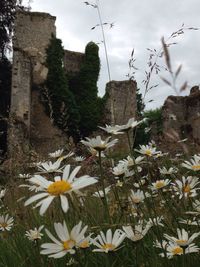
[8,10,137,159]
[9,11,56,159]
[103,80,137,154]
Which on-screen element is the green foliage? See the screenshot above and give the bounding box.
[134,107,163,147]
[0,0,25,58]
[72,42,101,137]
[45,36,80,141]
[0,58,11,154]
[144,107,163,134]
[2,145,200,266]
[136,87,145,117]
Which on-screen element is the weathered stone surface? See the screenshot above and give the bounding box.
[30,90,68,156]
[13,11,56,53]
[8,10,138,160]
[162,86,200,152]
[64,50,84,76]
[8,11,56,159]
[102,80,137,155]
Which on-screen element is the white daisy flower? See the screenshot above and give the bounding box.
[0,189,6,199]
[18,173,31,179]
[129,189,150,204]
[87,147,106,157]
[159,167,178,175]
[19,175,44,192]
[135,144,161,157]
[0,214,14,231]
[25,225,44,241]
[41,221,88,258]
[58,151,75,162]
[119,156,144,168]
[48,149,74,161]
[155,152,169,159]
[93,186,111,198]
[155,240,200,258]
[178,138,188,143]
[112,163,127,177]
[37,159,64,174]
[74,156,85,162]
[179,218,200,226]
[118,117,144,132]
[144,127,151,133]
[98,124,124,135]
[172,176,200,199]
[147,216,164,227]
[175,153,183,157]
[81,136,118,152]
[122,221,151,242]
[164,228,200,247]
[49,149,64,158]
[133,178,146,188]
[91,229,126,253]
[150,179,171,191]
[24,165,98,216]
[186,200,200,216]
[182,154,200,171]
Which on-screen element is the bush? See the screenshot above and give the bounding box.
[134,108,163,147]
[45,36,80,141]
[73,42,101,137]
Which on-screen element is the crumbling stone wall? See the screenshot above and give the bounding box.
[64,50,84,76]
[9,11,56,159]
[162,86,200,152]
[8,11,138,160]
[103,80,137,155]
[30,90,68,155]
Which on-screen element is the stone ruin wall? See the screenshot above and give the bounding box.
[64,50,85,76]
[9,11,57,159]
[161,86,200,153]
[8,10,137,160]
[103,80,137,155]
[11,11,56,123]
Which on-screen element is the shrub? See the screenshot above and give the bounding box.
[45,35,80,141]
[73,42,101,137]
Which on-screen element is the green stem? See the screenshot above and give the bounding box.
[126,131,133,156]
[95,0,111,82]
[98,151,111,223]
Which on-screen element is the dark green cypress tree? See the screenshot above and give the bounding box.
[45,36,80,141]
[74,42,101,137]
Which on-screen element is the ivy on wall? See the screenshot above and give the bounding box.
[134,107,163,147]
[70,42,102,137]
[45,38,103,141]
[0,58,11,154]
[45,35,80,141]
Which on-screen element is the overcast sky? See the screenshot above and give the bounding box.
[28,0,200,110]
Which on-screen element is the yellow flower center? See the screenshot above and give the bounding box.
[0,223,8,228]
[132,197,141,204]
[47,180,72,195]
[184,185,191,193]
[172,246,183,255]
[79,240,89,248]
[145,150,152,156]
[155,181,165,189]
[176,239,187,246]
[102,243,116,251]
[63,239,75,250]
[192,165,200,170]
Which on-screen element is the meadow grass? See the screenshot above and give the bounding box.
[0,132,200,266]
